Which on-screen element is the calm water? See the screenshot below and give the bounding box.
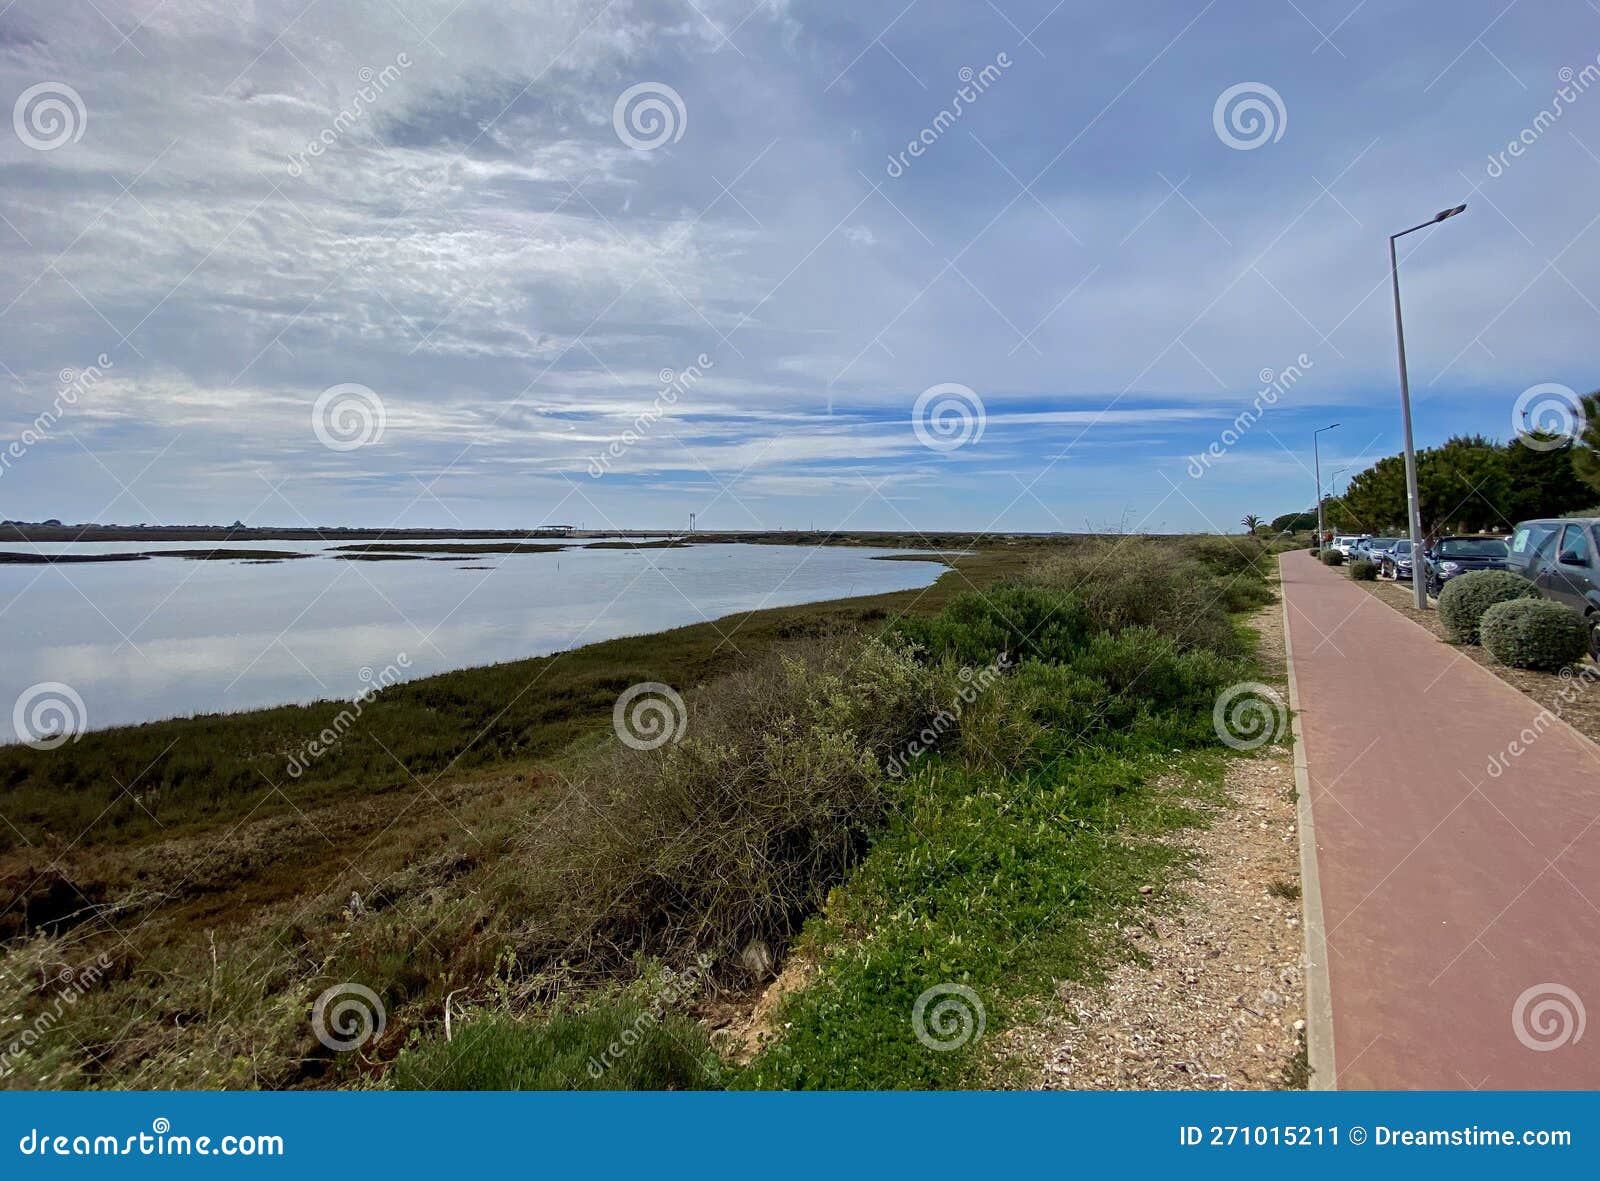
[0,542,943,741]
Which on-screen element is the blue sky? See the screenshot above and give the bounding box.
[1,0,1597,533]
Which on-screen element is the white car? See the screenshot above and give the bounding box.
[1328,534,1370,557]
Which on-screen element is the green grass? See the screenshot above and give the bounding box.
[389,1005,721,1091]
[735,745,1229,1089]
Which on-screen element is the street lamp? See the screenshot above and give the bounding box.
[1390,203,1467,609]
[1313,423,1340,546]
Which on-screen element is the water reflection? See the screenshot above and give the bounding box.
[0,544,942,739]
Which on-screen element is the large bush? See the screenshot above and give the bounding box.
[1437,570,1539,645]
[504,636,957,975]
[1320,549,1344,566]
[1349,559,1378,581]
[1481,599,1591,670]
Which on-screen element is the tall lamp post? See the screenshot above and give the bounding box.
[1313,423,1340,546]
[1390,203,1467,609]
[1329,466,1349,498]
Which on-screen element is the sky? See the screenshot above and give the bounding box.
[1,0,1597,535]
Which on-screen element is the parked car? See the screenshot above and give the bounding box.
[1359,537,1402,565]
[1329,534,1370,558]
[1381,539,1415,581]
[1508,518,1600,657]
[1506,520,1563,580]
[1424,534,1510,595]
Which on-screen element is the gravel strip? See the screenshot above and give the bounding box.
[1002,599,1308,1090]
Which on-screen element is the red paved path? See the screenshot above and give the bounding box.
[1281,549,1600,1089]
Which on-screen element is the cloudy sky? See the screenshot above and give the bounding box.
[1,0,1597,534]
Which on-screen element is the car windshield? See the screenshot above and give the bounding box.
[1372,539,1398,547]
[1437,538,1508,558]
[1393,541,1411,555]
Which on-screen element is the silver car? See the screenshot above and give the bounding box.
[1360,537,1402,566]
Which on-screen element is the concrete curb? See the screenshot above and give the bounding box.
[1279,552,1338,1090]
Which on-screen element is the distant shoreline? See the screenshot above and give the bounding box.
[0,524,633,543]
[1,524,1086,547]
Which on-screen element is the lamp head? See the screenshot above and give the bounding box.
[1435,203,1467,222]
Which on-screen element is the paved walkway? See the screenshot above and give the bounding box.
[1281,549,1600,1089]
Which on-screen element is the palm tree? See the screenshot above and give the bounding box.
[1241,513,1263,534]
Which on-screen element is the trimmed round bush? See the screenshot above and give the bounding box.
[1308,547,1321,557]
[1320,549,1344,566]
[1437,570,1539,645]
[1349,559,1378,581]
[1481,599,1591,670]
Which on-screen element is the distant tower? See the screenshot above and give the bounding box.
[688,512,696,534]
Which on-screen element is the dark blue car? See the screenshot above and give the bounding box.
[1425,535,1510,596]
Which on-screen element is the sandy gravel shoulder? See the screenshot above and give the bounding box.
[1000,597,1308,1089]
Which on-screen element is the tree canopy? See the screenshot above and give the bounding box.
[1322,433,1594,538]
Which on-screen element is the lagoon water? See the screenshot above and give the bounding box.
[0,542,943,741]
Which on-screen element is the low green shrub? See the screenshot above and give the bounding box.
[1437,570,1539,645]
[1481,599,1591,670]
[390,1005,720,1090]
[1309,547,1320,557]
[889,584,1093,667]
[954,629,1245,773]
[1320,549,1344,566]
[1349,559,1378,581]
